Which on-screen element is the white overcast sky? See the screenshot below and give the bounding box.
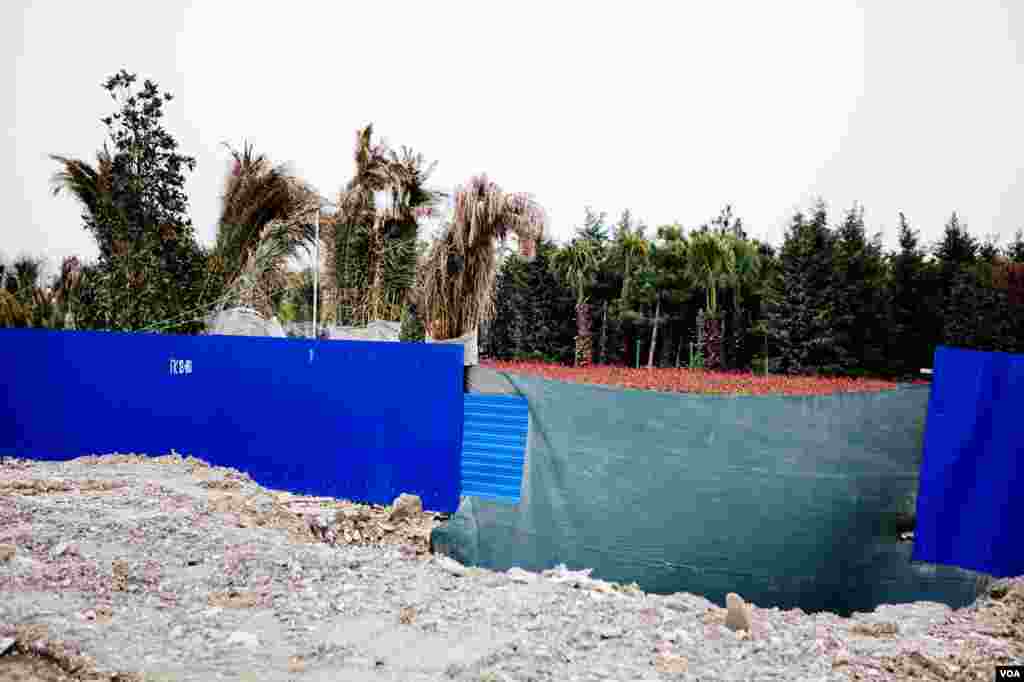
[4,1,1024,274]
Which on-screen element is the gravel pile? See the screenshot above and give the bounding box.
[1,453,1021,681]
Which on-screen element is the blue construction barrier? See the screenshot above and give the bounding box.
[0,329,465,512]
[913,345,1023,577]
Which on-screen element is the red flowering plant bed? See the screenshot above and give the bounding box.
[479,360,905,396]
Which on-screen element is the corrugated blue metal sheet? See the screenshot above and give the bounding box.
[462,393,529,504]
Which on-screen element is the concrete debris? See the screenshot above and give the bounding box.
[388,493,423,523]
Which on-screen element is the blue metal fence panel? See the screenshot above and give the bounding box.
[461,393,529,504]
[0,328,465,512]
[912,345,1023,577]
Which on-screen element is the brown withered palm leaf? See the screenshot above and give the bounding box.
[214,141,320,316]
[418,174,545,341]
[332,125,443,325]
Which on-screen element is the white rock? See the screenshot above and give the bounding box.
[435,555,469,577]
[226,631,260,648]
[0,637,14,656]
[50,542,79,559]
[507,567,537,584]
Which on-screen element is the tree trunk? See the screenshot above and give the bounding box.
[732,305,745,370]
[703,314,723,370]
[675,329,683,368]
[647,295,661,369]
[574,302,593,367]
[368,220,385,321]
[623,252,631,300]
[599,300,608,365]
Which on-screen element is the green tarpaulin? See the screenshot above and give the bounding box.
[432,368,984,616]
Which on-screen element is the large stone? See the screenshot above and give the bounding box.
[654,653,689,674]
[724,592,752,632]
[507,567,537,584]
[388,493,423,523]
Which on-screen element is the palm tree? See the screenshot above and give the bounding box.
[0,290,27,327]
[210,141,321,319]
[686,230,735,369]
[552,238,601,366]
[619,230,649,302]
[332,125,444,326]
[725,235,762,369]
[418,174,545,348]
[647,226,690,368]
[49,146,135,262]
[51,256,83,329]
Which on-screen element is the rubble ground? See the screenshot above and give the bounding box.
[1,453,1021,681]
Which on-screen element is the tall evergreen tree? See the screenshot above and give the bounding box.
[831,203,887,373]
[483,240,575,363]
[889,213,929,375]
[764,201,841,374]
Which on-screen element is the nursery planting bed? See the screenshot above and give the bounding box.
[480,360,909,396]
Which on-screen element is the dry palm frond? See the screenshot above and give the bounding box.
[419,175,545,341]
[332,124,444,325]
[48,146,115,216]
[213,141,320,316]
[0,290,28,327]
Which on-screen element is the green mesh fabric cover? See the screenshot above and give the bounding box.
[433,368,984,615]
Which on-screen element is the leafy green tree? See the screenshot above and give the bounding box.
[711,204,747,240]
[50,70,207,332]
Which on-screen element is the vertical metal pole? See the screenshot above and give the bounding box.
[313,208,319,340]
